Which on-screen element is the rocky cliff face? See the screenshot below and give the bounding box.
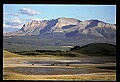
[4,17,116,39]
[64,20,116,38]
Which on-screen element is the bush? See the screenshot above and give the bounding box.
[70,46,80,51]
[19,52,45,56]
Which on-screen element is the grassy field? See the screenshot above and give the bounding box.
[3,35,116,52]
[3,50,23,58]
[3,73,116,81]
[3,50,116,81]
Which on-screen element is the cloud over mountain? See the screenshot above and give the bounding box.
[19,8,40,16]
[30,17,48,21]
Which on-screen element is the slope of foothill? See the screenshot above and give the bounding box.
[70,43,116,56]
[3,50,22,58]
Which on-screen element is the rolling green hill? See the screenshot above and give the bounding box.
[70,43,116,56]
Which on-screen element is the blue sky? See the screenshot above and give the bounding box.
[3,4,116,33]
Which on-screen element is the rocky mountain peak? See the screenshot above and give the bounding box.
[58,17,81,24]
[4,17,116,39]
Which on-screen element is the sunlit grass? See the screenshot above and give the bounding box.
[3,73,116,81]
[3,50,116,81]
[3,50,22,58]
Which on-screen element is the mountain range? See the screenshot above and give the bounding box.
[4,17,116,39]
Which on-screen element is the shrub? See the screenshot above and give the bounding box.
[19,52,44,56]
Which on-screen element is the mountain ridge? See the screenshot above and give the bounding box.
[4,17,116,39]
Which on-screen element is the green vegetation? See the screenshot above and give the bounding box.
[3,36,116,52]
[96,66,116,70]
[70,43,116,56]
[16,52,45,56]
[13,50,78,57]
[5,42,116,57]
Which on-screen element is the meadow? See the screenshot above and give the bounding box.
[3,35,116,81]
[3,50,116,81]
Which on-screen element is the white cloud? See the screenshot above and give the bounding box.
[29,17,48,21]
[3,12,19,16]
[3,18,8,21]
[21,18,31,22]
[19,8,40,16]
[5,17,21,26]
[3,23,23,29]
[3,12,7,15]
[14,14,19,16]
[3,23,10,28]
[33,18,42,21]
[4,17,23,28]
[29,17,42,21]
[43,18,47,20]
[3,26,20,33]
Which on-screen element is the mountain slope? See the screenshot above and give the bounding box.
[4,17,116,39]
[70,43,116,56]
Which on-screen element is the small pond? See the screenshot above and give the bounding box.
[24,60,115,66]
[9,67,113,75]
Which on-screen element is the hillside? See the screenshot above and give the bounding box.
[3,50,22,58]
[70,43,116,56]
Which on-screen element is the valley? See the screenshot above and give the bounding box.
[3,50,116,81]
[3,42,116,81]
[3,17,116,81]
[3,35,115,52]
[3,4,116,81]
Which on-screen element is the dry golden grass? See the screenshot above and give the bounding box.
[3,50,116,81]
[3,73,116,81]
[3,50,22,58]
